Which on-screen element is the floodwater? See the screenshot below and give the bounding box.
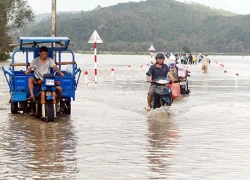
[1,53,250,179]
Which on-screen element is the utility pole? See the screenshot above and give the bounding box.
[51,0,56,61]
[51,0,56,37]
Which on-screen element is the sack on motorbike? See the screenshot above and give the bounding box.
[176,64,185,77]
[167,83,180,98]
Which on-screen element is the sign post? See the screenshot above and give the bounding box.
[88,30,103,83]
[149,45,155,58]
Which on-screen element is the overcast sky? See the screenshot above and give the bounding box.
[27,0,249,15]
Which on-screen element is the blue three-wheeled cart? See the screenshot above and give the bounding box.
[2,37,81,122]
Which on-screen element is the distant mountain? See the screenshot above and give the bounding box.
[34,13,50,23]
[182,2,236,17]
[18,0,250,53]
[35,11,81,23]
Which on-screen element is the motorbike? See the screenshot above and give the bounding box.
[176,64,191,95]
[179,68,190,95]
[26,68,66,122]
[151,77,172,109]
[179,78,190,95]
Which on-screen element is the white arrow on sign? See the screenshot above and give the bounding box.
[88,30,103,44]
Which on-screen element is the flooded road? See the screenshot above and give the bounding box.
[1,54,250,179]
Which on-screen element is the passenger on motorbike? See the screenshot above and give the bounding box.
[165,52,176,66]
[146,53,175,111]
[25,46,64,100]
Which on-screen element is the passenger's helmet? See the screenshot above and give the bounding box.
[155,53,165,60]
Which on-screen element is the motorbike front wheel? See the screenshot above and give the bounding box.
[161,96,172,106]
[166,99,172,106]
[46,102,55,122]
[152,94,161,109]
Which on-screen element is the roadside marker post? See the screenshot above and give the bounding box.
[88,30,103,83]
[84,71,88,84]
[111,68,114,77]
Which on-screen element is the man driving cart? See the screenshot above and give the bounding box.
[25,46,64,101]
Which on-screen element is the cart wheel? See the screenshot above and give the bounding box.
[65,102,71,114]
[11,102,18,114]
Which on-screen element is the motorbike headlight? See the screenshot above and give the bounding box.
[45,79,55,86]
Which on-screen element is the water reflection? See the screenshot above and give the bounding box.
[2,115,78,179]
[146,110,179,179]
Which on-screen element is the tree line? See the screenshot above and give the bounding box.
[0,0,33,60]
[1,0,250,61]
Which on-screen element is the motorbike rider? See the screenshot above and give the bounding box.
[146,52,175,111]
[201,54,210,73]
[25,46,64,100]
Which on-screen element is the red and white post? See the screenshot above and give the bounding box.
[235,73,239,81]
[111,68,114,77]
[88,30,103,84]
[84,71,88,84]
[94,42,97,83]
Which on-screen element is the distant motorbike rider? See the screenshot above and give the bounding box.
[201,54,210,73]
[198,53,203,63]
[146,53,175,111]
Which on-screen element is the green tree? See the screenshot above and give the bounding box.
[0,0,34,61]
[182,46,191,53]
